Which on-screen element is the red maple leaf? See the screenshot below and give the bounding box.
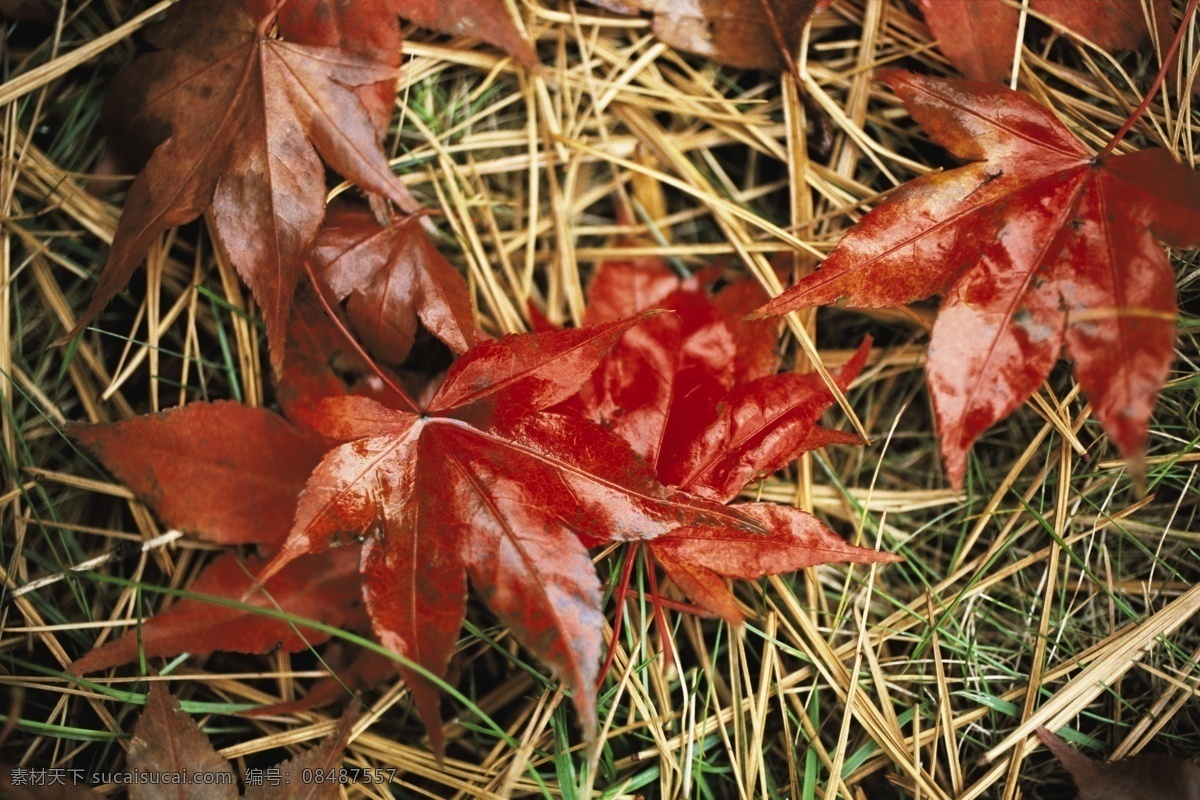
[571,258,892,624]
[917,0,1175,85]
[755,70,1200,486]
[68,0,420,368]
[311,205,476,364]
[256,316,784,752]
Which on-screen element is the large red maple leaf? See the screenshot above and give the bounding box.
[756,70,1200,486]
[71,0,420,368]
[572,258,890,623]
[257,316,781,752]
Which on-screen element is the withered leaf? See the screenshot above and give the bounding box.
[584,0,819,70]
[73,0,419,369]
[1038,727,1200,800]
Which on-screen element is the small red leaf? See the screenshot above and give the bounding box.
[313,206,475,364]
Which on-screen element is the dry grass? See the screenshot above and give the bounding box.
[2,1,1199,798]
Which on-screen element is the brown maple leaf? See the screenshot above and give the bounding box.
[918,0,1175,85]
[126,682,355,800]
[1037,727,1200,800]
[584,0,819,70]
[70,0,420,369]
[755,70,1200,486]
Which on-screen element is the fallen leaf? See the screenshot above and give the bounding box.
[128,682,236,800]
[71,0,419,368]
[573,258,895,623]
[1037,727,1200,800]
[311,205,475,364]
[918,0,1175,85]
[584,0,819,70]
[260,318,775,752]
[69,548,363,676]
[128,682,355,800]
[755,71,1200,486]
[391,0,538,68]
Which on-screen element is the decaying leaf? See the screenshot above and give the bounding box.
[756,70,1200,486]
[72,0,419,368]
[127,683,354,800]
[128,683,236,800]
[1037,727,1200,800]
[584,0,819,70]
[918,0,1175,84]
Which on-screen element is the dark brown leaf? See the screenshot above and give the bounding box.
[71,0,419,368]
[584,0,819,70]
[1037,727,1200,800]
[128,683,236,800]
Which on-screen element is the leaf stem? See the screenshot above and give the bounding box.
[643,545,676,673]
[302,261,420,413]
[1098,0,1198,158]
[755,0,832,154]
[597,546,637,687]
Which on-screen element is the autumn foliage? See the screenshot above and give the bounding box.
[53,0,1200,774]
[756,70,1200,486]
